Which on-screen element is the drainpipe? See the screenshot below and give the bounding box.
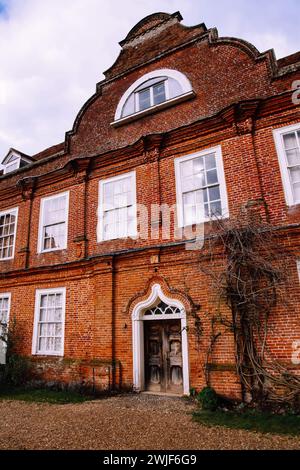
[111,254,116,390]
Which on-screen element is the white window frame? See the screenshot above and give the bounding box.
[297,260,300,281]
[174,145,229,228]
[0,207,18,261]
[0,293,11,364]
[97,171,137,242]
[134,79,169,113]
[37,191,69,253]
[32,287,66,357]
[273,123,300,207]
[112,69,194,126]
[0,292,11,328]
[3,157,21,174]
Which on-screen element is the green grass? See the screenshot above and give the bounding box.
[0,387,94,404]
[193,409,300,436]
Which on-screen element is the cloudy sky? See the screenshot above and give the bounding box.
[0,0,299,162]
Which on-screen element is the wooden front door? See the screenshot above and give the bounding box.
[144,320,183,394]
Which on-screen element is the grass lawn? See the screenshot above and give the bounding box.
[0,387,95,404]
[193,409,300,436]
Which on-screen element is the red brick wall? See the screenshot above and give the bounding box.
[0,13,300,398]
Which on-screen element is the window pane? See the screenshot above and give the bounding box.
[47,309,55,322]
[286,148,300,166]
[180,160,193,178]
[5,162,19,173]
[283,132,297,150]
[205,154,216,170]
[292,182,300,202]
[43,222,65,250]
[153,82,166,105]
[168,77,182,98]
[193,157,204,174]
[138,88,151,111]
[210,200,222,216]
[208,186,221,202]
[39,308,47,322]
[48,294,56,308]
[55,294,63,307]
[104,182,114,208]
[290,167,300,184]
[122,94,135,117]
[38,337,46,351]
[206,169,218,185]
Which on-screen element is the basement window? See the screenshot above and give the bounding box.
[32,288,66,356]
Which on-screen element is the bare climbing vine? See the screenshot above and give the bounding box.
[200,209,300,407]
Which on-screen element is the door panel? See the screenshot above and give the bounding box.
[144,320,183,394]
[166,321,183,393]
[144,323,162,392]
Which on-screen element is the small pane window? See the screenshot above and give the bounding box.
[179,153,222,225]
[137,81,166,112]
[5,161,19,174]
[283,131,300,204]
[39,193,69,252]
[33,289,65,356]
[175,147,228,227]
[0,209,17,260]
[138,88,151,111]
[116,69,192,122]
[99,172,137,241]
[0,294,10,364]
[274,125,300,206]
[153,82,166,105]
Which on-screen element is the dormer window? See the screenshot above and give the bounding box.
[4,155,21,174]
[112,69,195,127]
[1,148,34,175]
[136,78,166,112]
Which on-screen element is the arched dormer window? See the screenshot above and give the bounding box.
[112,69,195,127]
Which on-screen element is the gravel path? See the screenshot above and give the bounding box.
[0,394,299,450]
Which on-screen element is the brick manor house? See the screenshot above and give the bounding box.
[0,12,300,398]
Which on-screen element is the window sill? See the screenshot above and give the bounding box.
[32,352,64,357]
[97,233,138,243]
[38,247,67,254]
[111,91,196,128]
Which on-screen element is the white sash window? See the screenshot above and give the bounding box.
[38,192,69,252]
[32,288,66,356]
[273,124,300,206]
[0,293,11,364]
[98,171,137,241]
[0,208,18,260]
[175,146,228,227]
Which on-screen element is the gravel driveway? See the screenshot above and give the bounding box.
[0,393,299,450]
